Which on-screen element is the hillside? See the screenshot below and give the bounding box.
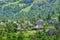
[0,0,60,20]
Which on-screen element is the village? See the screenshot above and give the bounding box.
[0,14,60,37]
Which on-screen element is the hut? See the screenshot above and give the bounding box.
[33,19,44,30]
[46,29,55,36]
[48,18,57,25]
[36,19,43,25]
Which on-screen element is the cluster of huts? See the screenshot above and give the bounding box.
[0,18,60,36]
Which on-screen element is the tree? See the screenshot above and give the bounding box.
[47,14,51,21]
[20,0,34,4]
[58,14,60,22]
[6,22,18,33]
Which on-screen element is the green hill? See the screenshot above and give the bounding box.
[0,0,60,20]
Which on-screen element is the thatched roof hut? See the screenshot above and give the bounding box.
[33,19,44,30]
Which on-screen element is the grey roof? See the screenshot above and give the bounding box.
[48,18,57,25]
[46,29,55,36]
[36,19,43,25]
[33,19,44,30]
[33,25,44,30]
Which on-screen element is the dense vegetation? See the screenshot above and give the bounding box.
[0,0,60,40]
[0,14,60,40]
[0,0,60,20]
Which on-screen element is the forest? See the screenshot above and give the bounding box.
[0,0,60,40]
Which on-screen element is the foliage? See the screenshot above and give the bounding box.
[0,0,60,20]
[0,0,60,40]
[58,14,60,22]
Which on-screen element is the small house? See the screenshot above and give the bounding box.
[33,19,44,30]
[48,18,57,25]
[46,29,55,36]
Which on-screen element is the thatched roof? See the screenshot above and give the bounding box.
[33,25,44,30]
[48,18,57,25]
[33,19,44,30]
[36,19,43,25]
